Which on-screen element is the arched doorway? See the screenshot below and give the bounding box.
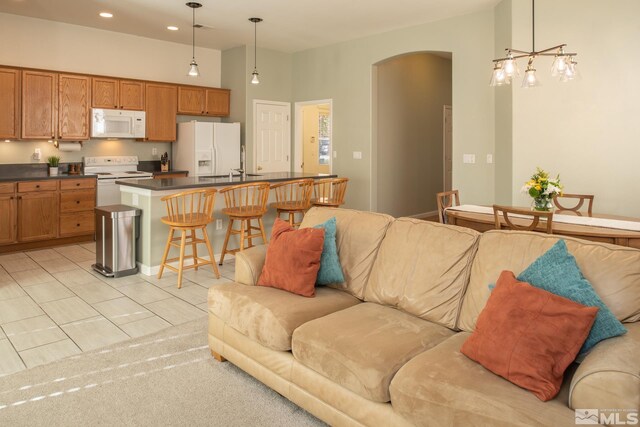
[371,52,452,218]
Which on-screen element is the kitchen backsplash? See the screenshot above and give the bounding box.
[0,139,172,164]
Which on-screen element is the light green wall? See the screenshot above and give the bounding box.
[221,46,248,154]
[375,53,452,217]
[509,0,640,216]
[493,0,513,205]
[293,10,496,211]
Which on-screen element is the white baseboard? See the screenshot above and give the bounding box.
[137,252,234,277]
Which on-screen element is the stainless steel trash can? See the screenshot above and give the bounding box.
[93,204,142,278]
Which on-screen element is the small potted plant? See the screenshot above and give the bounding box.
[47,155,61,176]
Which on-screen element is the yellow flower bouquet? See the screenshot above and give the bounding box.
[521,167,563,211]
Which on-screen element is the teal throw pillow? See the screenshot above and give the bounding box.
[517,239,626,355]
[313,217,345,285]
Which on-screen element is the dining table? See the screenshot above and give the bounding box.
[445,204,640,249]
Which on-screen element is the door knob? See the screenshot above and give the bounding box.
[257,166,263,171]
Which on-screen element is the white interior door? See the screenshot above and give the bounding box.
[443,105,453,191]
[254,101,291,173]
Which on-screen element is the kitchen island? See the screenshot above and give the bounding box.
[117,172,337,275]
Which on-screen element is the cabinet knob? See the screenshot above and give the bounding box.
[77,223,80,227]
[36,185,40,188]
[76,183,80,186]
[76,200,80,204]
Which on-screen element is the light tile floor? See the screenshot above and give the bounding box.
[0,242,235,376]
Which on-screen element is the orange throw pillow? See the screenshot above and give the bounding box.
[257,218,325,297]
[461,270,598,401]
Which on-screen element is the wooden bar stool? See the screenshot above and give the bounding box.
[219,182,270,265]
[311,177,348,208]
[157,189,220,289]
[271,179,314,227]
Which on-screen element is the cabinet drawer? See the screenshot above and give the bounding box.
[60,211,94,236]
[60,178,96,190]
[18,180,58,192]
[60,190,95,212]
[0,183,15,194]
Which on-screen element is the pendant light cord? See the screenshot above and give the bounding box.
[254,20,257,70]
[532,0,535,53]
[192,7,195,60]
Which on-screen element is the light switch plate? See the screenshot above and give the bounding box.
[463,154,476,164]
[353,151,363,160]
[486,154,493,164]
[152,148,158,156]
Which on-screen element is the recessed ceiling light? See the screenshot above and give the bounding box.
[99,12,113,18]
[167,26,179,31]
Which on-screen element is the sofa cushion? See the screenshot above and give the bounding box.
[461,271,598,402]
[364,218,479,329]
[208,283,360,351]
[390,333,578,427]
[458,230,640,332]
[291,303,454,403]
[518,240,626,355]
[257,218,325,297]
[313,217,345,285]
[300,207,394,299]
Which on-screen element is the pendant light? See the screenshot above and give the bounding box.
[490,0,578,88]
[249,18,263,85]
[186,2,202,77]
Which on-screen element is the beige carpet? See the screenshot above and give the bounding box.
[0,317,324,426]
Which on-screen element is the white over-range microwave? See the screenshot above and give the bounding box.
[91,108,146,139]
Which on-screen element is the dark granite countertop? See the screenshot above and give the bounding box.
[151,170,189,176]
[0,164,96,182]
[117,172,337,191]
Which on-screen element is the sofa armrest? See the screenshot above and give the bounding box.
[234,244,267,286]
[569,322,640,411]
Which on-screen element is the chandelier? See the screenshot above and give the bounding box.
[490,0,579,88]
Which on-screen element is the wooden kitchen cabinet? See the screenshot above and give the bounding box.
[145,82,177,142]
[177,86,205,115]
[205,88,230,116]
[92,78,144,110]
[22,70,57,140]
[0,183,17,245]
[119,80,145,110]
[0,68,21,139]
[59,178,95,237]
[58,74,91,140]
[177,86,230,117]
[17,191,59,242]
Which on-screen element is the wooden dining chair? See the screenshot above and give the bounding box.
[553,194,594,216]
[218,182,270,265]
[493,205,554,234]
[436,190,460,224]
[312,178,349,208]
[158,188,220,288]
[271,178,314,227]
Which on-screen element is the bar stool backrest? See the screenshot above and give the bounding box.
[313,178,348,206]
[220,182,270,215]
[272,179,314,210]
[161,189,217,225]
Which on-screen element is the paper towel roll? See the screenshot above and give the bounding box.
[56,142,82,152]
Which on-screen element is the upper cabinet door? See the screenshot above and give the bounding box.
[92,77,119,109]
[119,80,144,110]
[177,86,205,115]
[22,70,57,140]
[145,83,177,142]
[0,68,21,139]
[205,88,230,117]
[58,74,91,140]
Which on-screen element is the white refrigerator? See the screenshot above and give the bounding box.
[173,121,241,177]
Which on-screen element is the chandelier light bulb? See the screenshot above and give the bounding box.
[503,54,520,78]
[251,70,260,85]
[551,55,567,77]
[489,63,508,87]
[522,66,541,88]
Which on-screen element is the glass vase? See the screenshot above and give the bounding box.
[532,197,552,212]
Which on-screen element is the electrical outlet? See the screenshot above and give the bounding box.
[463,154,476,164]
[216,219,223,230]
[152,148,158,156]
[353,151,362,160]
[486,154,493,164]
[33,148,41,161]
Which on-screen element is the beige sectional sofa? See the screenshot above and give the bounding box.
[207,207,640,426]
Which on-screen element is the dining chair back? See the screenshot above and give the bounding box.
[436,190,460,223]
[493,205,554,234]
[553,193,594,216]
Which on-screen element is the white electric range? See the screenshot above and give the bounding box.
[84,156,154,206]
